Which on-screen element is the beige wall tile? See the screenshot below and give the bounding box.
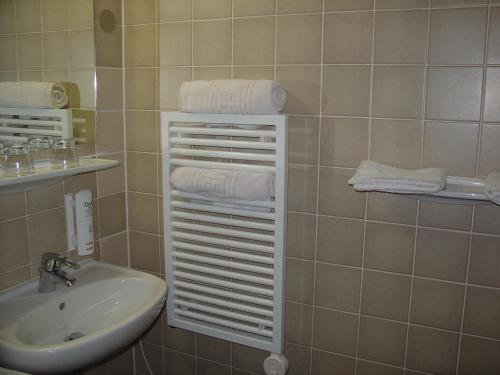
[192,66,231,80]
[231,343,268,374]
[0,0,16,34]
[284,343,312,375]
[276,65,321,115]
[134,341,164,374]
[164,321,196,354]
[193,20,231,66]
[159,67,192,110]
[311,350,355,375]
[357,360,403,375]
[127,152,158,193]
[128,192,159,233]
[94,0,122,25]
[429,8,487,64]
[288,116,319,165]
[43,31,69,70]
[410,278,465,331]
[324,12,373,64]
[126,110,158,152]
[313,308,358,355]
[483,68,500,122]
[193,0,231,19]
[18,33,42,70]
[287,164,318,213]
[285,258,314,304]
[323,65,371,116]
[123,0,156,25]
[0,266,30,291]
[325,0,374,11]
[374,10,428,64]
[42,0,68,31]
[97,192,126,237]
[164,349,196,374]
[406,325,459,375]
[69,69,96,109]
[0,36,17,70]
[414,228,470,282]
[468,235,500,288]
[286,212,316,260]
[16,0,41,32]
[422,122,479,177]
[100,231,128,267]
[159,0,192,22]
[318,167,366,218]
[370,119,423,169]
[479,124,500,176]
[320,117,368,168]
[234,17,275,65]
[276,14,322,64]
[372,66,424,119]
[473,204,500,235]
[26,182,63,214]
[463,286,500,339]
[361,270,412,321]
[431,0,487,6]
[285,302,313,346]
[317,216,364,266]
[97,153,125,196]
[232,66,274,80]
[96,111,124,154]
[0,218,29,273]
[487,7,500,64]
[426,67,483,121]
[459,335,500,375]
[124,25,156,67]
[95,24,122,68]
[0,192,25,222]
[376,0,429,8]
[234,0,275,16]
[364,222,415,274]
[277,0,322,14]
[367,192,418,225]
[129,230,161,273]
[125,68,156,110]
[27,208,67,259]
[196,334,231,364]
[418,201,473,231]
[69,0,93,29]
[358,316,407,366]
[159,22,192,66]
[315,263,361,312]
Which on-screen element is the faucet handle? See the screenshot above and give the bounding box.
[41,252,80,272]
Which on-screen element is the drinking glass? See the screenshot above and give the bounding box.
[51,139,79,169]
[2,143,34,177]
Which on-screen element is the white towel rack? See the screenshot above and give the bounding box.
[161,112,288,362]
[0,107,73,143]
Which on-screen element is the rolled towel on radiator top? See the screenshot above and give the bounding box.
[348,160,446,194]
[0,81,68,109]
[170,167,275,201]
[178,79,286,115]
[485,173,500,205]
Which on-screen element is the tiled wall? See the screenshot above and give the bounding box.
[123,0,500,374]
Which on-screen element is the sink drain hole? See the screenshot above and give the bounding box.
[64,332,85,342]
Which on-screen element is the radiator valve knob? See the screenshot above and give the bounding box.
[263,353,288,375]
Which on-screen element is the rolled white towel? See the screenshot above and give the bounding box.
[178,80,286,115]
[0,81,68,109]
[171,167,275,201]
[485,173,500,205]
[348,160,446,194]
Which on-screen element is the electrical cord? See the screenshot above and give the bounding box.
[139,339,154,375]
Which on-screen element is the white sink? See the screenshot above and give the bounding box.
[0,261,167,374]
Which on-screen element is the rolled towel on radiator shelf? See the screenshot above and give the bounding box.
[170,167,275,201]
[348,160,447,194]
[178,79,286,115]
[0,81,68,109]
[485,172,500,205]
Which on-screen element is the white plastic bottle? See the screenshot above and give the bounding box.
[74,189,94,256]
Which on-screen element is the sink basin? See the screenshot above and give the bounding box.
[0,261,167,374]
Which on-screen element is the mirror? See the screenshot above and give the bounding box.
[0,0,96,144]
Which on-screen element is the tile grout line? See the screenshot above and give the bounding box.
[354,2,376,373]
[307,0,325,373]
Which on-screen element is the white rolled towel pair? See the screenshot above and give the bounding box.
[0,81,68,109]
[348,160,446,194]
[170,167,274,201]
[178,80,286,115]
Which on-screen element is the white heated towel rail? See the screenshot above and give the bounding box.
[0,107,73,143]
[162,112,288,360]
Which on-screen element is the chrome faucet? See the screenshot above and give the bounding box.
[38,252,80,293]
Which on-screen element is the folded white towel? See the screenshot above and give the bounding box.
[179,80,286,115]
[485,173,500,205]
[171,167,275,201]
[348,160,446,194]
[0,81,68,109]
